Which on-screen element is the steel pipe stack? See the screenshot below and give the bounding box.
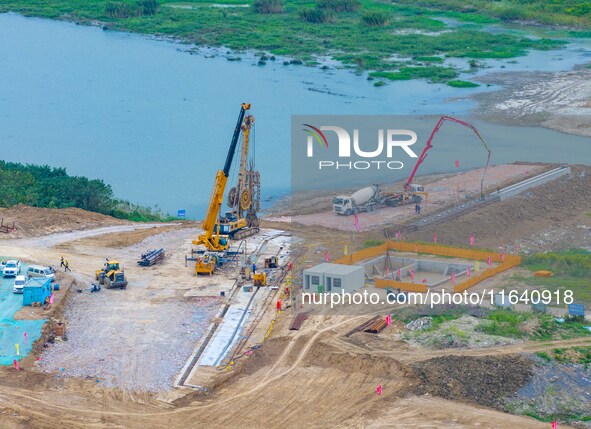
[138,248,165,267]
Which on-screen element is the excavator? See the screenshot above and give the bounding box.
[218,110,261,240]
[192,103,251,275]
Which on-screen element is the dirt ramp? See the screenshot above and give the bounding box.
[0,205,127,239]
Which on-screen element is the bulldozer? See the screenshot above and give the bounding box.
[253,272,267,286]
[95,260,128,289]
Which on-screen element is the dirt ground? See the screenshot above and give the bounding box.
[267,164,545,232]
[405,165,591,253]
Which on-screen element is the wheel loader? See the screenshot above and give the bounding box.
[95,260,128,289]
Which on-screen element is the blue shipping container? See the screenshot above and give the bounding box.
[22,278,52,306]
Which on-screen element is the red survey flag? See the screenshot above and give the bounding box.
[469,233,475,247]
[13,360,19,372]
[467,266,471,277]
[353,214,361,231]
[396,230,401,239]
[409,269,415,282]
[500,253,505,262]
[386,315,392,326]
[552,422,558,429]
[23,332,28,345]
[376,384,382,397]
[455,160,460,168]
[433,231,437,243]
[450,272,456,284]
[49,293,55,304]
[396,269,401,280]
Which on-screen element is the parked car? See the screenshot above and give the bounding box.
[2,260,21,277]
[27,265,55,282]
[13,275,26,294]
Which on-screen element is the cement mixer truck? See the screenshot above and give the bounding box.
[332,185,384,216]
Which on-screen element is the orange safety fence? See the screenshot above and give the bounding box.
[453,256,520,293]
[374,279,428,293]
[335,241,521,293]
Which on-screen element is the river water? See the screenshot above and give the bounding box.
[0,12,590,217]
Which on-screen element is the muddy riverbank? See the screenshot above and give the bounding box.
[472,66,591,137]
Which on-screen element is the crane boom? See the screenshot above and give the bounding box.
[404,116,491,198]
[193,103,251,251]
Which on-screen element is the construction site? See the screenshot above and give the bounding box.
[0,102,590,429]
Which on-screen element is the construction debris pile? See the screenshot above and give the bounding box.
[406,317,433,331]
[137,248,165,267]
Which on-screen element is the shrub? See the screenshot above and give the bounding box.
[317,0,360,13]
[105,2,137,19]
[299,8,334,23]
[361,11,389,27]
[253,0,284,14]
[104,0,159,19]
[137,0,159,16]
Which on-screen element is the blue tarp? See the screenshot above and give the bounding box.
[0,260,46,365]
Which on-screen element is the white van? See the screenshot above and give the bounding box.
[13,275,26,294]
[27,265,55,282]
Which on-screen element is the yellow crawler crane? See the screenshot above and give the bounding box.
[192,103,250,275]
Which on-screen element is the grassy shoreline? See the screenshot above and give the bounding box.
[1,0,584,86]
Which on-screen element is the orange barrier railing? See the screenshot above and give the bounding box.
[374,278,428,293]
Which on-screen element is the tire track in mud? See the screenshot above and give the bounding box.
[0,315,366,422]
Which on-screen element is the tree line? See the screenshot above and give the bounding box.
[0,161,171,222]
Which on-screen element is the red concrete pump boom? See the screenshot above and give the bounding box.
[404,116,492,198]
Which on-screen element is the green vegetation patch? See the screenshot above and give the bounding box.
[395,0,591,27]
[476,309,591,341]
[414,56,444,62]
[520,250,591,303]
[447,79,480,88]
[371,65,458,82]
[363,239,385,248]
